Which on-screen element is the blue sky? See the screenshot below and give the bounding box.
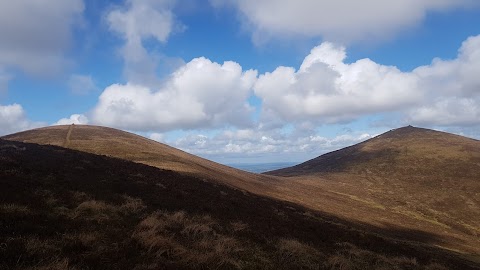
[1,0,480,164]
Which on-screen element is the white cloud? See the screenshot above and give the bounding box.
[108,0,176,43]
[0,0,84,76]
[407,35,480,126]
[0,104,43,135]
[413,35,480,98]
[92,57,257,131]
[255,42,420,123]
[212,0,478,44]
[54,114,89,126]
[68,74,98,95]
[169,127,376,163]
[149,133,166,142]
[107,0,181,85]
[0,68,11,93]
[255,35,480,127]
[408,98,480,126]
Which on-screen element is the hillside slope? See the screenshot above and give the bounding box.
[3,139,477,269]
[266,126,480,257]
[4,125,480,261]
[268,126,480,178]
[3,125,277,193]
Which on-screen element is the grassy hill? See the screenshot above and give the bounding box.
[3,125,278,194]
[268,126,480,177]
[3,125,480,268]
[1,138,477,269]
[266,126,480,259]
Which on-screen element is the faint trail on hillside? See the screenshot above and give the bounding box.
[64,124,74,148]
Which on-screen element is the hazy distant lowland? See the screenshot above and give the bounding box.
[228,162,298,173]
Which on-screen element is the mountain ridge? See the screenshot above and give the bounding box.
[3,137,478,269]
[3,124,480,259]
[266,125,480,177]
[2,124,279,193]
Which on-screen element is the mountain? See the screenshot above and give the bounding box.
[266,126,480,259]
[3,125,277,193]
[267,126,480,178]
[3,138,476,269]
[3,125,480,266]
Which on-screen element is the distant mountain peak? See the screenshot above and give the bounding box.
[267,126,480,177]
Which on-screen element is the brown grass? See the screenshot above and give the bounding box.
[0,203,31,214]
[326,242,421,270]
[230,221,249,232]
[63,232,99,246]
[276,238,325,269]
[70,195,146,223]
[6,125,479,256]
[24,237,60,257]
[1,126,477,269]
[120,195,146,213]
[2,125,278,194]
[26,258,76,270]
[133,210,244,269]
[71,200,118,222]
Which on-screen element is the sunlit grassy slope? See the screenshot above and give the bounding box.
[1,138,477,269]
[267,126,480,257]
[3,125,278,193]
[4,125,480,264]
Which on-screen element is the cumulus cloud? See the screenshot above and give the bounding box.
[107,0,181,85]
[408,98,480,126]
[68,74,98,95]
[0,0,84,76]
[92,57,257,131]
[255,35,480,127]
[166,127,376,162]
[54,114,89,126]
[413,35,480,98]
[212,0,478,44]
[0,104,43,135]
[255,42,420,123]
[407,35,480,126]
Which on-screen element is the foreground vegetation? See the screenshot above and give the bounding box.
[1,139,477,269]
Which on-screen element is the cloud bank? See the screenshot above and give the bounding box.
[0,0,84,77]
[107,0,182,85]
[92,58,257,131]
[0,104,43,135]
[212,0,478,44]
[157,127,375,163]
[255,35,480,127]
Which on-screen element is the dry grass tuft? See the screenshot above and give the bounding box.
[71,191,90,203]
[63,232,99,246]
[133,211,243,269]
[424,262,449,270]
[24,237,60,257]
[326,242,422,270]
[71,200,118,222]
[120,195,146,213]
[71,195,145,222]
[0,203,31,214]
[30,258,76,270]
[276,238,324,269]
[230,221,248,232]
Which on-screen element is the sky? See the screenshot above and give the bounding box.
[1,0,480,164]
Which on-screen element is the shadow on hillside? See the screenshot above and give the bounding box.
[0,139,477,269]
[266,144,400,175]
